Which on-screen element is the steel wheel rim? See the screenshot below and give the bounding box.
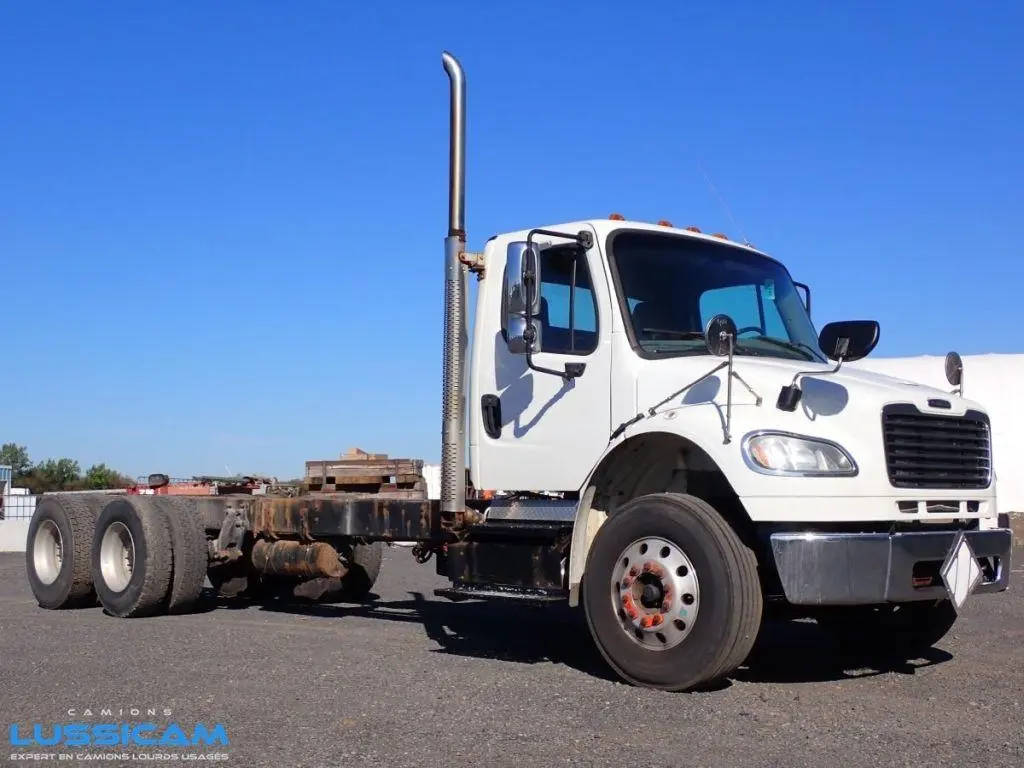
[610,536,700,651]
[99,521,135,593]
[33,520,64,585]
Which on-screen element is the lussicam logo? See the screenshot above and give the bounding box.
[9,721,230,748]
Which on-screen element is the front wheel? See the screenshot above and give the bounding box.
[582,492,763,692]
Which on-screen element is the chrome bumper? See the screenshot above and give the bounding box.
[769,528,1012,605]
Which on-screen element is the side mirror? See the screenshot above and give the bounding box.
[817,320,879,363]
[777,319,879,413]
[704,313,737,357]
[503,241,542,355]
[945,350,963,394]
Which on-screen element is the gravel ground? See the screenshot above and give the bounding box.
[1,549,1022,768]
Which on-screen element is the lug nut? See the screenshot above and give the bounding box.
[622,594,639,619]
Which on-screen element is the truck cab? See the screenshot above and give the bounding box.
[469,218,1000,531]
[460,212,1010,689]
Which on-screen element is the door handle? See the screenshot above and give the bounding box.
[481,394,502,439]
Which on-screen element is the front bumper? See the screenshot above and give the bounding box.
[769,527,1012,605]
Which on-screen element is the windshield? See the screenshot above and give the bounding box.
[608,230,824,362]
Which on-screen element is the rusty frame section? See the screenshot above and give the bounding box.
[192,494,445,543]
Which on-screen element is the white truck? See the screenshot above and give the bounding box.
[24,51,1012,692]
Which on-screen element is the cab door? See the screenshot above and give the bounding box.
[471,224,614,493]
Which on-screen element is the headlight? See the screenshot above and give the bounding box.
[742,432,857,476]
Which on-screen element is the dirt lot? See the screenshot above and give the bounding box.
[1,549,1022,768]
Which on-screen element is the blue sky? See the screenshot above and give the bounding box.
[1,1,1021,478]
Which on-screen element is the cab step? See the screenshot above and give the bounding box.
[434,581,568,604]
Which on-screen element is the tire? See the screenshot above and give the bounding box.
[815,599,958,656]
[582,492,763,692]
[293,541,383,603]
[150,497,209,613]
[25,494,110,609]
[90,496,174,618]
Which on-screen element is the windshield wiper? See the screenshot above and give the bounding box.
[736,336,822,362]
[640,328,706,339]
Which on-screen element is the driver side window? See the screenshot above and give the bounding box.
[498,244,599,355]
[538,246,598,355]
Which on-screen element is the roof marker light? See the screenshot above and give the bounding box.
[657,220,673,227]
[711,232,728,240]
[609,213,625,220]
[685,226,701,233]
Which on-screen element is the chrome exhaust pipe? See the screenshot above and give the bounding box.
[440,51,467,523]
[442,51,466,237]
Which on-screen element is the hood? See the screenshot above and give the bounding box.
[629,353,994,504]
[634,353,986,425]
[727,356,958,401]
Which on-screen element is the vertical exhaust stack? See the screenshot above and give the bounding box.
[440,51,467,524]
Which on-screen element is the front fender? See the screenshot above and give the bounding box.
[567,409,746,606]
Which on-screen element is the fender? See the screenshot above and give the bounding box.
[567,418,739,606]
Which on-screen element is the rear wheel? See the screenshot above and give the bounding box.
[25,495,109,609]
[90,497,173,618]
[582,492,763,691]
[150,497,209,614]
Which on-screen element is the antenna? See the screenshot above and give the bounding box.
[697,162,749,246]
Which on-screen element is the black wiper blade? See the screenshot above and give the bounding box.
[737,336,821,361]
[640,328,706,339]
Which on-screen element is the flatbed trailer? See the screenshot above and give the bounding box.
[24,51,1013,692]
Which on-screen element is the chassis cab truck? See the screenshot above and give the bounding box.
[25,51,1013,692]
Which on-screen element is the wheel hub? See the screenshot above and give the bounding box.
[33,520,64,586]
[611,536,700,650]
[99,521,136,593]
[639,579,662,608]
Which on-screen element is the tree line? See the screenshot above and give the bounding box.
[0,442,136,495]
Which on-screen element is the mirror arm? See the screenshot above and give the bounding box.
[527,353,586,381]
[525,228,593,251]
[777,338,849,412]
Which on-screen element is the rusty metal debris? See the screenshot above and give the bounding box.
[251,539,347,580]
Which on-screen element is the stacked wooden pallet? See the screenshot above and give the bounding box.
[304,447,425,497]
